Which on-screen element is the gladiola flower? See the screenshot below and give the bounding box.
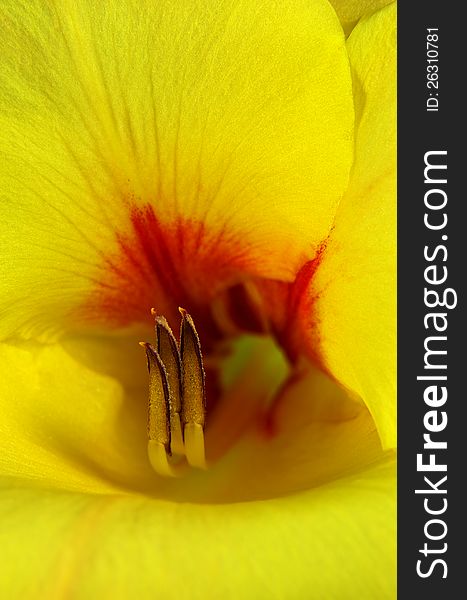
[0,0,396,597]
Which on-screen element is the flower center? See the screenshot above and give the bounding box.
[140,303,294,479]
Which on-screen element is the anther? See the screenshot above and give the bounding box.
[139,342,184,477]
[154,316,184,455]
[179,307,207,469]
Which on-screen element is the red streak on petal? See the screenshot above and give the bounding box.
[78,203,255,347]
[286,247,325,360]
[258,240,327,366]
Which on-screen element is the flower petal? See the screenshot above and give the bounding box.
[329,0,395,36]
[0,0,354,340]
[292,4,396,448]
[0,339,152,494]
[0,456,395,598]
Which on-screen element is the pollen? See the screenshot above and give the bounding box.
[140,307,206,477]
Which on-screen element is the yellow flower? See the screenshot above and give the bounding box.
[0,0,396,598]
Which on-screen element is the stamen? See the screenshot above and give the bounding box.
[140,308,207,476]
[140,342,170,448]
[179,308,207,469]
[183,423,207,469]
[153,314,184,456]
[147,440,186,478]
[138,342,181,477]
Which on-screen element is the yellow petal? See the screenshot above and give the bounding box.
[0,0,354,340]
[0,339,150,494]
[329,0,395,36]
[0,457,395,599]
[0,336,395,595]
[298,4,396,448]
